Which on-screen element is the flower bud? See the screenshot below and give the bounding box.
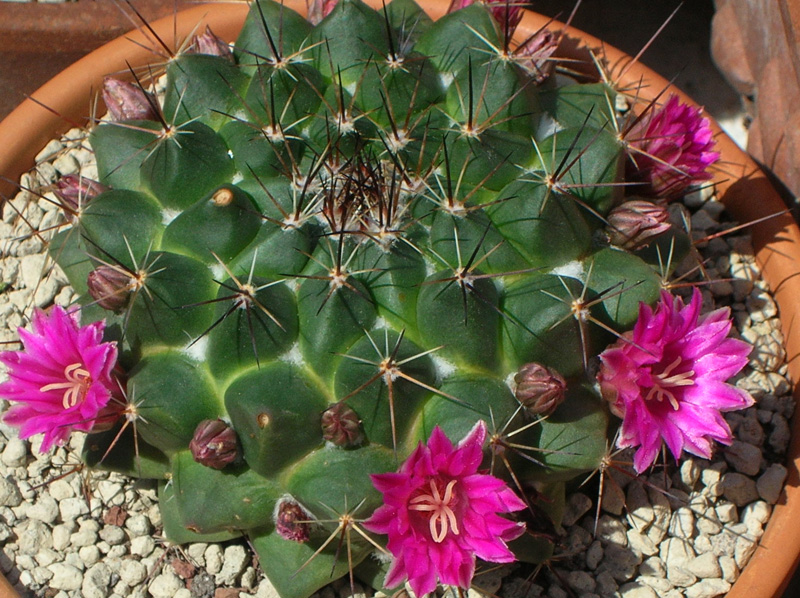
[87,266,134,313]
[189,26,234,62]
[308,0,338,24]
[514,363,566,416]
[189,419,239,470]
[515,28,558,84]
[274,497,314,542]
[102,77,159,121]
[321,402,363,447]
[605,199,671,249]
[53,174,107,214]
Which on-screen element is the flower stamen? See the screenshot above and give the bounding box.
[644,356,694,410]
[409,479,459,543]
[40,362,92,409]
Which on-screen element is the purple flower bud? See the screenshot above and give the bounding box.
[447,0,522,38]
[308,0,338,24]
[53,174,108,214]
[624,94,720,198]
[321,403,363,447]
[87,266,135,313]
[605,199,671,249]
[189,26,234,62]
[514,363,567,416]
[515,28,559,84]
[274,497,314,542]
[189,419,239,470]
[102,77,159,122]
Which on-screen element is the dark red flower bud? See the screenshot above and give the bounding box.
[274,497,314,542]
[606,199,671,249]
[53,174,108,214]
[321,403,363,447]
[102,77,159,121]
[189,419,239,470]
[87,266,135,313]
[514,363,567,416]
[189,26,234,62]
[515,28,559,84]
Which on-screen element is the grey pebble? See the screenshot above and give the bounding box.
[723,440,762,476]
[720,473,760,506]
[757,463,787,504]
[99,525,127,546]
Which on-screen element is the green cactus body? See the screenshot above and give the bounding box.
[55,1,675,595]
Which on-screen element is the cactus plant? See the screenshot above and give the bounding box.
[0,0,756,596]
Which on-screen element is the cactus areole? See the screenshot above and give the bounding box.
[0,1,754,596]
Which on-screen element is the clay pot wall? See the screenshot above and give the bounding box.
[711,0,800,198]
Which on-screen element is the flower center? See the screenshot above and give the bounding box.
[40,362,92,409]
[408,479,459,543]
[645,356,695,410]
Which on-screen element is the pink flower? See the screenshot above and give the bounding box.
[364,421,526,596]
[598,289,754,473]
[0,306,119,452]
[625,94,720,198]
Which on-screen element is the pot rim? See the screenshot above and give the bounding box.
[0,2,797,597]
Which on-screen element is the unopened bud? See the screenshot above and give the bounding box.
[514,363,566,416]
[53,174,107,214]
[274,497,314,542]
[515,28,558,84]
[321,402,363,447]
[189,26,234,62]
[102,77,159,121]
[308,0,338,24]
[606,199,671,249]
[87,266,135,313]
[189,419,239,470]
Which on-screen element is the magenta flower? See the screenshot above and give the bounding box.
[598,289,754,473]
[364,421,526,596]
[625,94,720,198]
[0,306,119,452]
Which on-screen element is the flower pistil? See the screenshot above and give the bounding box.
[645,356,695,410]
[41,362,92,409]
[409,478,460,543]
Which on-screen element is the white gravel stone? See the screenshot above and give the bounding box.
[216,544,250,585]
[48,562,83,591]
[719,555,738,583]
[660,538,696,587]
[684,578,731,598]
[627,529,658,556]
[25,492,59,523]
[99,525,128,546]
[59,496,90,520]
[82,562,112,598]
[668,507,695,539]
[18,519,53,555]
[686,551,722,578]
[254,577,282,598]
[757,463,787,504]
[79,545,101,567]
[0,476,22,507]
[119,559,148,586]
[205,543,224,574]
[618,582,658,598]
[638,576,672,593]
[149,571,184,598]
[1,438,27,467]
[125,513,152,537]
[51,522,75,551]
[130,535,156,557]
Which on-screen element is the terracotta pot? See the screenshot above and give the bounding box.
[0,2,798,596]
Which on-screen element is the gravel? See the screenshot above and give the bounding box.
[0,117,795,598]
